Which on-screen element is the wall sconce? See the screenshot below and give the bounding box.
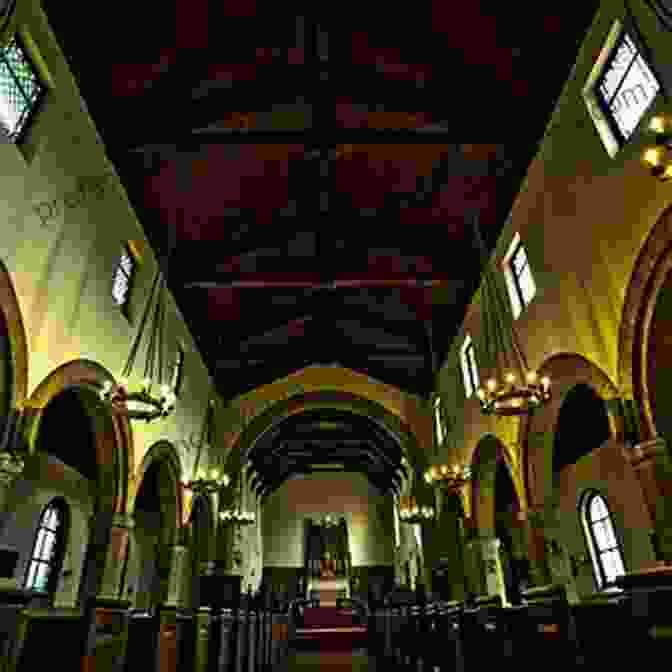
[642,114,672,181]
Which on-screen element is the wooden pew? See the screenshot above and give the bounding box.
[616,569,672,663]
[124,611,158,672]
[10,607,87,672]
[459,594,506,671]
[506,584,581,672]
[571,590,630,669]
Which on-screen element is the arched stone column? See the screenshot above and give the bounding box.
[129,441,185,609]
[22,361,132,608]
[521,353,621,589]
[619,213,672,562]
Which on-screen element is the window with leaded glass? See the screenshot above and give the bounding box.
[0,36,46,143]
[581,491,625,590]
[25,499,68,597]
[112,245,136,311]
[460,334,479,398]
[594,30,659,146]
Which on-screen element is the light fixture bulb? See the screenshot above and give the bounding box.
[424,473,431,484]
[650,116,667,134]
[487,379,497,392]
[541,376,550,389]
[505,372,516,384]
[211,468,218,479]
[477,388,486,400]
[441,465,448,475]
[643,146,665,168]
[526,370,538,383]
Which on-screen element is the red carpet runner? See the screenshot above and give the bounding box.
[295,607,368,651]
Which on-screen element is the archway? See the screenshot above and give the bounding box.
[470,434,523,603]
[0,258,28,425]
[523,353,619,513]
[130,442,181,610]
[619,205,672,441]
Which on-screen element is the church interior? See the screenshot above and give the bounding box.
[0,0,672,669]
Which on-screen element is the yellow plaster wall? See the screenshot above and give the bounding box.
[0,2,218,491]
[437,0,672,481]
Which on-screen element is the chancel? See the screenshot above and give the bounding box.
[3,1,672,671]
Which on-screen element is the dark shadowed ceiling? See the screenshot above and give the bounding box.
[44,0,599,403]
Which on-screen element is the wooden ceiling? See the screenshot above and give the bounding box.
[44,0,599,405]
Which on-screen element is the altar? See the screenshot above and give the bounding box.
[304,516,351,605]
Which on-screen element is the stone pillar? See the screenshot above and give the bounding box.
[216,521,238,574]
[164,543,190,607]
[432,489,466,601]
[474,537,507,604]
[521,509,551,587]
[624,437,672,563]
[542,506,579,603]
[97,513,134,601]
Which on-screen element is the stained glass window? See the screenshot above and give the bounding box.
[0,36,46,143]
[171,346,184,396]
[595,31,659,144]
[581,491,625,589]
[112,246,135,308]
[25,499,68,597]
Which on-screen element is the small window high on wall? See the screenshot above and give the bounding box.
[580,490,625,590]
[25,498,69,600]
[433,397,445,447]
[583,21,660,157]
[112,244,136,315]
[460,334,479,398]
[0,36,46,143]
[503,233,536,320]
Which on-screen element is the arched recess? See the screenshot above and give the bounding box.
[131,440,182,541]
[522,353,620,512]
[0,257,28,434]
[619,204,672,441]
[25,359,132,516]
[470,434,521,536]
[130,440,182,610]
[224,390,424,490]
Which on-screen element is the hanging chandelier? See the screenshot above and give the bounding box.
[424,463,472,491]
[399,497,435,524]
[99,267,177,421]
[181,399,230,494]
[219,509,256,525]
[471,211,551,416]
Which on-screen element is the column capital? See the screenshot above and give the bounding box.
[111,512,135,529]
[625,437,667,468]
[0,451,24,485]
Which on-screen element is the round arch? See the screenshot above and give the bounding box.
[224,390,426,486]
[522,352,620,511]
[619,204,672,441]
[131,440,183,546]
[0,257,28,417]
[24,359,132,515]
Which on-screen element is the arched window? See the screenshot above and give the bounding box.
[580,491,625,589]
[25,498,69,598]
